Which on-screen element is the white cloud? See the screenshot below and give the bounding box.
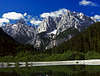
[91,15,100,22]
[94,15,100,19]
[0,18,9,23]
[24,13,27,16]
[2,12,24,20]
[30,18,42,25]
[79,0,97,6]
[41,13,52,18]
[40,9,70,18]
[93,15,100,21]
[0,18,10,27]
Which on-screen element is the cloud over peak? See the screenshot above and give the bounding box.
[93,15,100,21]
[0,18,9,27]
[0,18,9,23]
[79,0,97,6]
[2,12,24,20]
[40,9,70,18]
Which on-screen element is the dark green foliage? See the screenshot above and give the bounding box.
[0,28,18,56]
[1,22,100,61]
[0,28,35,56]
[52,22,100,53]
[56,27,79,40]
[0,50,86,62]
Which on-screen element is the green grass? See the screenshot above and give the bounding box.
[0,50,100,62]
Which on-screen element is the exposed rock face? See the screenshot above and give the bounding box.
[38,16,57,33]
[2,19,36,44]
[36,9,95,49]
[2,9,95,49]
[37,9,94,34]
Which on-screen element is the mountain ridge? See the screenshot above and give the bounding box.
[1,9,95,49]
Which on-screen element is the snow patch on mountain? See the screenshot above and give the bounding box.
[48,30,57,35]
[30,18,42,25]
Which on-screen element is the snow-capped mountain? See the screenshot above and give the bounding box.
[38,9,94,34]
[36,9,95,49]
[2,19,36,44]
[2,9,95,49]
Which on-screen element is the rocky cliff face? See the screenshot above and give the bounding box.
[2,19,36,44]
[36,9,95,49]
[2,9,95,49]
[37,9,94,34]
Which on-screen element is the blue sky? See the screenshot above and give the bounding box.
[0,0,100,16]
[0,0,100,26]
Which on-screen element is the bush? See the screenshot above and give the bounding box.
[85,51,100,59]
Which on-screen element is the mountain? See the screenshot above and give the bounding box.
[0,27,34,56]
[52,22,100,53]
[2,9,95,49]
[2,19,36,44]
[36,9,95,49]
[0,28,18,56]
[38,9,94,34]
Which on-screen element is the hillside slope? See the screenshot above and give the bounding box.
[52,22,100,53]
[0,28,34,56]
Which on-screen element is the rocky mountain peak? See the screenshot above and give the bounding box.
[1,9,96,49]
[38,9,94,35]
[2,19,36,44]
